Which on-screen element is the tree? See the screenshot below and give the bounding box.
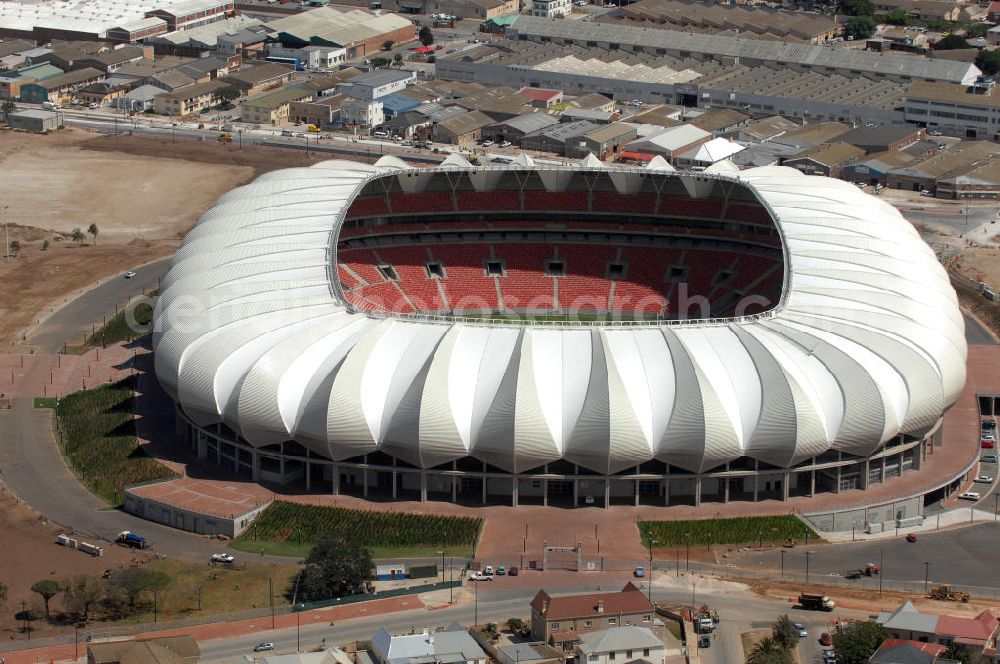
[111,568,171,610]
[506,617,526,635]
[419,26,434,46]
[943,644,981,664]
[747,636,791,664]
[976,48,1000,75]
[218,86,241,103]
[831,621,891,664]
[31,580,61,619]
[369,56,390,68]
[382,39,394,51]
[297,535,374,602]
[965,22,989,38]
[839,0,873,15]
[844,16,877,39]
[772,614,800,651]
[87,223,98,246]
[935,33,970,50]
[70,228,84,246]
[1,100,15,121]
[9,240,19,255]
[42,239,49,251]
[62,576,104,621]
[883,8,910,24]
[427,55,436,64]
[393,52,403,68]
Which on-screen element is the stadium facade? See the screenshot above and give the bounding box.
[153,156,967,508]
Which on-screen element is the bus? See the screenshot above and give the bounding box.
[265,56,305,71]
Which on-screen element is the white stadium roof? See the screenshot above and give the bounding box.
[153,159,966,475]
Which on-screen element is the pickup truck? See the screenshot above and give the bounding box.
[469,572,494,581]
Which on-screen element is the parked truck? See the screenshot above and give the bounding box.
[798,593,835,611]
[117,531,147,549]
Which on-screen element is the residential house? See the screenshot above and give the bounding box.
[146,70,197,92]
[770,121,850,150]
[341,97,385,128]
[517,87,564,109]
[622,124,712,163]
[153,79,226,115]
[529,583,655,644]
[435,110,495,144]
[488,113,560,142]
[19,67,104,103]
[300,69,363,98]
[989,25,1000,47]
[869,639,948,664]
[222,62,294,96]
[565,122,637,159]
[335,69,416,101]
[0,63,64,100]
[842,150,919,186]
[521,120,599,155]
[87,635,200,664]
[686,108,751,137]
[876,601,1000,652]
[111,84,167,112]
[496,642,564,664]
[289,94,348,126]
[576,626,665,664]
[259,646,355,664]
[783,142,865,177]
[531,0,571,18]
[76,82,127,106]
[241,87,314,125]
[738,115,799,143]
[371,626,487,664]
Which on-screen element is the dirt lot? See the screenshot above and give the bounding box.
[0,485,138,639]
[0,129,339,347]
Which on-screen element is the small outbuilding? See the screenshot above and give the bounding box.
[9,109,62,133]
[376,563,407,580]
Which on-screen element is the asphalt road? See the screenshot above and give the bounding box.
[198,579,868,663]
[964,313,996,345]
[28,258,170,353]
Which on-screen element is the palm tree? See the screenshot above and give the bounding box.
[87,223,99,245]
[1,100,15,121]
[747,636,790,664]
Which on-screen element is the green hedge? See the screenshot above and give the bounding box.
[55,376,173,505]
[639,515,817,547]
[84,292,157,350]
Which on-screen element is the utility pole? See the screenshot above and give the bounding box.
[3,205,9,263]
[474,576,479,627]
[297,609,301,652]
[269,577,275,629]
[879,548,883,596]
[924,562,930,593]
[780,550,786,580]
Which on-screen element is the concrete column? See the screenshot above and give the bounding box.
[512,477,518,507]
[252,452,261,482]
[573,478,579,507]
[332,462,340,495]
[694,478,702,507]
[603,478,610,508]
[782,472,790,501]
[481,475,487,506]
[363,468,369,497]
[392,469,398,499]
[723,476,730,503]
[664,478,670,507]
[279,457,286,482]
[452,475,457,503]
[542,479,548,507]
[197,431,207,460]
[913,445,922,471]
[753,465,759,502]
[634,480,640,507]
[810,469,816,496]
[420,472,427,502]
[835,464,842,493]
[305,462,311,491]
[881,456,888,483]
[860,460,870,489]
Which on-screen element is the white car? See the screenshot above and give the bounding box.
[123,271,136,278]
[469,572,494,581]
[959,491,981,501]
[211,552,235,564]
[919,189,934,197]
[793,622,807,637]
[254,642,275,652]
[499,141,511,148]
[975,475,994,484]
[481,140,493,147]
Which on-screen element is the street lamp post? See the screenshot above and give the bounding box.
[297,608,301,652]
[647,538,656,605]
[675,543,679,578]
[449,555,453,604]
[685,535,690,572]
[924,562,930,594]
[780,550,786,580]
[439,550,445,585]
[474,575,479,627]
[805,551,812,583]
[879,548,884,596]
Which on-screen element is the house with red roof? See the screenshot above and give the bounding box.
[877,602,999,656]
[517,87,564,108]
[870,638,948,664]
[529,583,655,645]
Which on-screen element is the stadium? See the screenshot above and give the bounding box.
[153,155,967,508]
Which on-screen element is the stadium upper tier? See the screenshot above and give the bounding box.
[153,158,966,476]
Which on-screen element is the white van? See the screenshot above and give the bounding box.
[373,130,389,139]
[42,101,59,110]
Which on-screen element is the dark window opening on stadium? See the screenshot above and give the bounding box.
[378,264,399,281]
[545,259,566,277]
[609,43,619,50]
[607,262,627,280]
[667,265,688,282]
[485,260,506,276]
[426,262,445,279]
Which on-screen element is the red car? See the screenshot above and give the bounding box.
[819,633,832,647]
[983,440,995,449]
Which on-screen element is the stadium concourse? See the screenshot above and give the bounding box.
[148,153,967,526]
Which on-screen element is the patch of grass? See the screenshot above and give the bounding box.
[34,396,58,408]
[233,501,482,559]
[85,293,157,349]
[639,515,816,548]
[55,376,173,506]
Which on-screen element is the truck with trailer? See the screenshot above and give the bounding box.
[798,593,835,611]
[116,531,148,549]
